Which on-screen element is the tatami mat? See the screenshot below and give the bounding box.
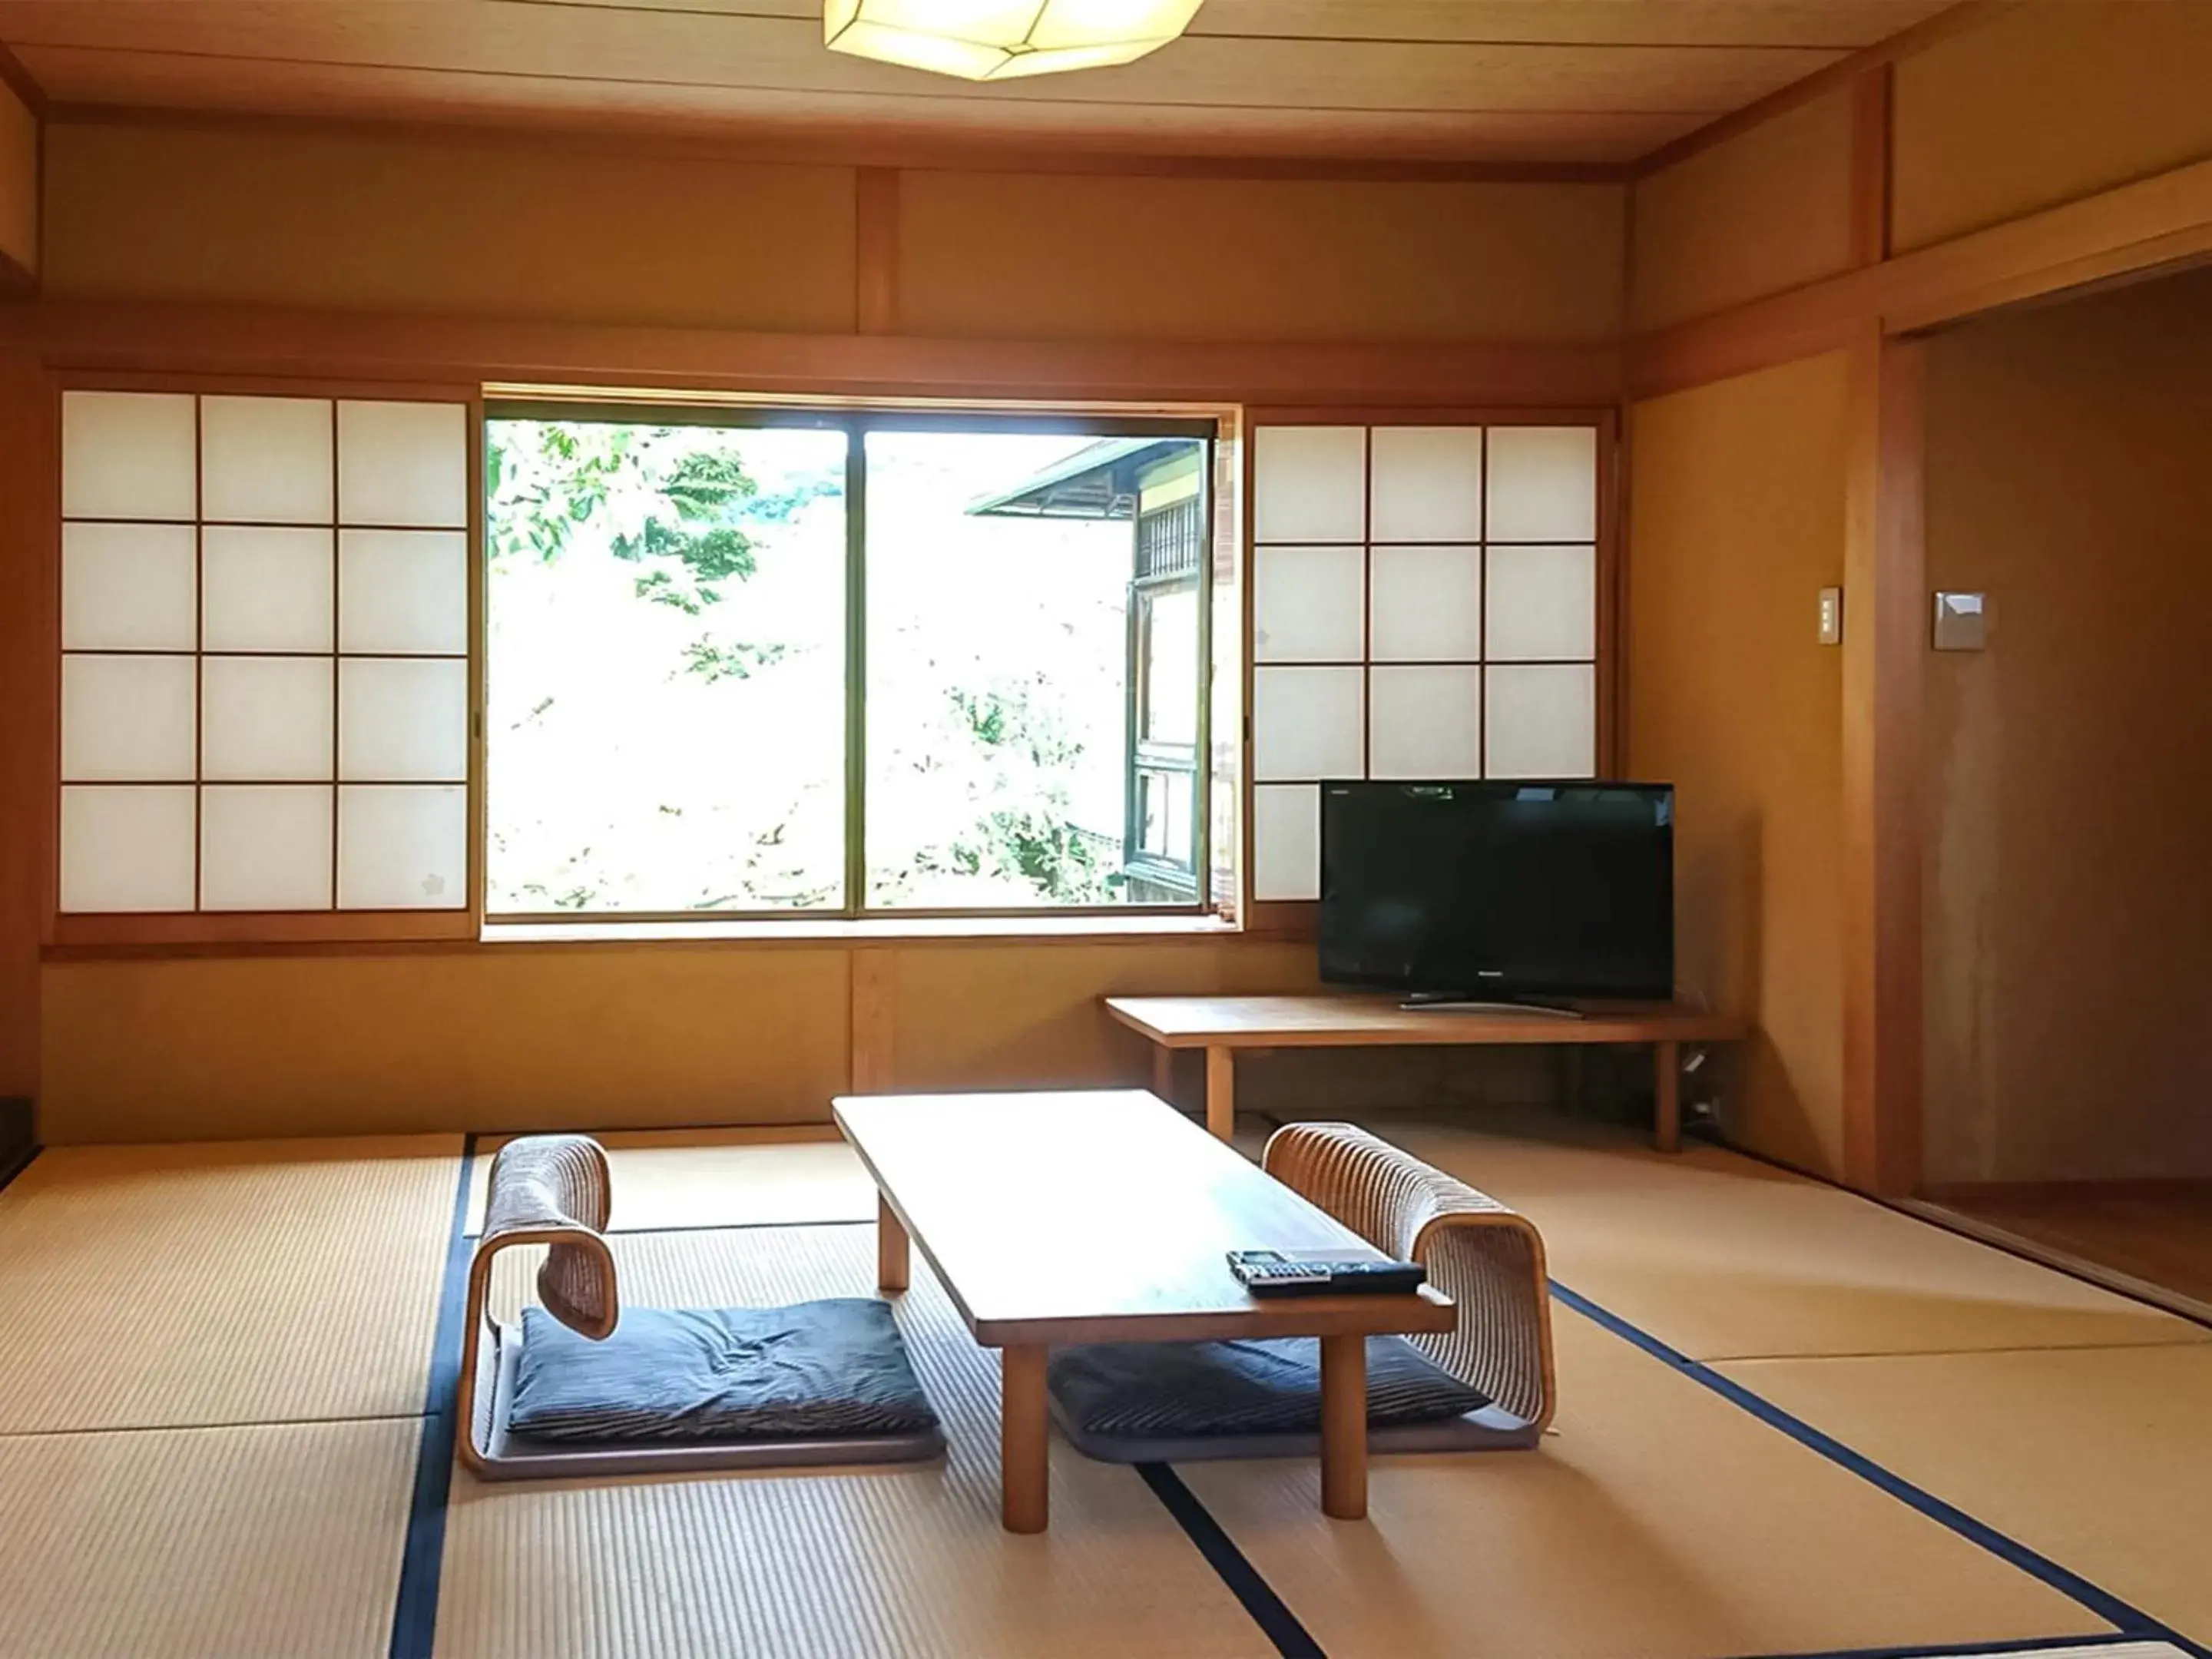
[0,1417,419,1659]
[465,1128,875,1236]
[1717,1343,2212,1644]
[1177,1307,2114,1659]
[1373,1118,2207,1360]
[437,1224,1273,1659]
[0,1135,462,1433]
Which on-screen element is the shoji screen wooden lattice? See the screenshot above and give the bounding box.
[59,392,472,916]
[1248,422,1601,902]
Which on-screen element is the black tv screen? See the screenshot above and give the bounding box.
[1320,781,1675,1002]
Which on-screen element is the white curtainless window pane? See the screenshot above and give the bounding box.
[339,530,468,654]
[200,396,334,524]
[61,654,197,781]
[338,784,467,909]
[1485,664,1597,779]
[202,657,334,780]
[337,401,468,528]
[1251,783,1320,902]
[1369,544,1482,663]
[1252,664,1364,782]
[1369,665,1482,779]
[1253,545,1364,663]
[202,526,335,652]
[1253,426,1366,544]
[339,657,469,781]
[60,785,197,912]
[1486,545,1598,661]
[1369,426,1483,543]
[61,391,197,521]
[200,785,334,910]
[61,522,197,651]
[1486,426,1598,543]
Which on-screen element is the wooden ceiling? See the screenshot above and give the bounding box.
[0,0,1964,171]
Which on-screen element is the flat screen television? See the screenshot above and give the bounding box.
[1319,781,1674,1005]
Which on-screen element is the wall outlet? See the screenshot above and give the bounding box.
[1932,591,1988,651]
[1817,587,1843,646]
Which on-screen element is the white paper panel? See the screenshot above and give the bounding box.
[1251,664,1364,782]
[1485,663,1597,779]
[59,785,197,912]
[200,396,334,524]
[339,530,468,654]
[1253,426,1365,545]
[339,657,469,781]
[1369,544,1482,663]
[1369,426,1484,542]
[1486,544,1598,661]
[61,392,197,521]
[1369,665,1483,779]
[201,657,334,780]
[202,526,335,653]
[61,522,197,651]
[1251,783,1320,902]
[200,785,334,910]
[338,784,467,909]
[1486,426,1598,543]
[60,654,196,781]
[1253,545,1364,663]
[337,401,468,528]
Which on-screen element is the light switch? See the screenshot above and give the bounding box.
[1817,587,1843,646]
[1932,591,1988,651]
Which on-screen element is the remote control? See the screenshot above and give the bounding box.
[1227,1250,1426,1297]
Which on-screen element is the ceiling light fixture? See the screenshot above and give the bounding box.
[825,0,1205,81]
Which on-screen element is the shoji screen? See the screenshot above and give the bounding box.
[1249,422,1601,902]
[59,392,472,916]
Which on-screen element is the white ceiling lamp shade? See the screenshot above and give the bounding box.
[825,0,1204,81]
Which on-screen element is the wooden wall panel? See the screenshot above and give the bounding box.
[898,172,1628,343]
[1631,87,1857,332]
[0,354,49,1111]
[1922,270,2212,1184]
[41,120,859,333]
[1893,1,2212,252]
[39,947,855,1143]
[1627,353,1851,1177]
[884,938,1316,1094]
[0,79,35,283]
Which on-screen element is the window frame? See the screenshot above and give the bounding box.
[45,369,487,950]
[480,398,1223,926]
[1237,405,1621,939]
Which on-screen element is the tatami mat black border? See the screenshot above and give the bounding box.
[389,1131,478,1659]
[1551,1280,2210,1659]
[1139,1462,1326,1658]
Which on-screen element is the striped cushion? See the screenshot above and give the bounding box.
[508,1300,939,1443]
[1048,1336,1488,1439]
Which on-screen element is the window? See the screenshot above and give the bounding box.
[485,409,1214,919]
[57,390,472,919]
[1247,422,1603,902]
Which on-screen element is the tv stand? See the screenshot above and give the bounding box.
[1399,993,1584,1018]
[1104,994,1747,1153]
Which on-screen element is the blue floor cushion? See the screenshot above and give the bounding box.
[1048,1336,1488,1439]
[509,1299,939,1443]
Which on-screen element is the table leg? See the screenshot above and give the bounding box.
[1204,1045,1235,1141]
[1319,1333,1368,1520]
[1151,1044,1176,1108]
[877,1194,909,1293]
[1000,1344,1050,1534]
[1654,1038,1681,1154]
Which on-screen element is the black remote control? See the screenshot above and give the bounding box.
[1227,1250,1426,1297]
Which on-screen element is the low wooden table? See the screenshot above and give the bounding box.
[832,1088,1456,1535]
[1104,993,1748,1151]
